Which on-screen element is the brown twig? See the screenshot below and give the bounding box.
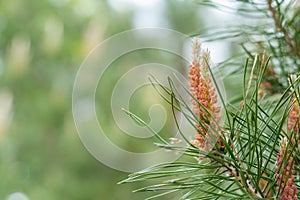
[267,0,300,59]
[225,134,264,198]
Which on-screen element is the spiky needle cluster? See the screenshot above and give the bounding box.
[188,39,264,198]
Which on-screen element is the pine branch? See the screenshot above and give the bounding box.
[267,0,300,60]
[121,1,300,199]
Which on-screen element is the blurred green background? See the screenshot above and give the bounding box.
[0,0,212,199]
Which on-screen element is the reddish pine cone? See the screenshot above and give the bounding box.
[188,39,221,150]
[275,138,298,200]
[288,96,299,136]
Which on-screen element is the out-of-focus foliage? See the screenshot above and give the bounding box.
[0,0,205,199]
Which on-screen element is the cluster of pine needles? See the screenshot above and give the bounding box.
[120,1,300,199]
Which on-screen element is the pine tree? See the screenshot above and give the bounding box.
[121,1,300,199]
